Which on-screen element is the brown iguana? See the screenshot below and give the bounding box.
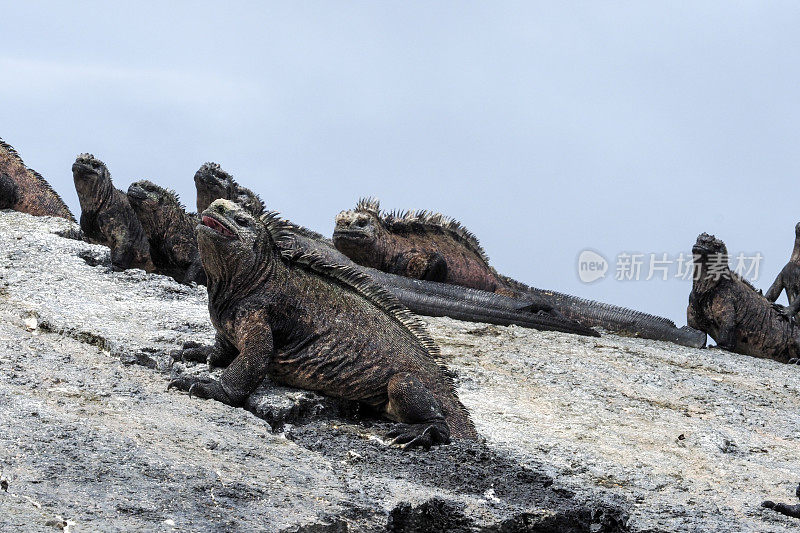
[192,165,599,337]
[333,198,706,348]
[169,199,477,448]
[0,137,75,221]
[72,154,154,272]
[127,180,206,285]
[765,222,800,320]
[687,233,800,363]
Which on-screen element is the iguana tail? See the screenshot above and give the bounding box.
[369,269,599,337]
[499,276,706,348]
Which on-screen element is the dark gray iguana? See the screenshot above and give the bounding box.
[765,222,800,320]
[195,162,265,216]
[0,137,75,221]
[333,198,706,347]
[762,483,800,519]
[169,199,477,448]
[127,180,206,285]
[193,164,598,337]
[72,154,155,272]
[687,233,800,363]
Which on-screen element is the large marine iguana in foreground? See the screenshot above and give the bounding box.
[0,137,75,221]
[169,199,477,448]
[765,222,800,320]
[127,180,206,285]
[72,154,154,272]
[687,233,800,363]
[192,164,597,337]
[333,198,705,347]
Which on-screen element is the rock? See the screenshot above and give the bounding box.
[1,210,798,531]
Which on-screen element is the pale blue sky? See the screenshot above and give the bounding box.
[3,2,800,324]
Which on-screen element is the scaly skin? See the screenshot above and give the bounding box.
[169,199,477,448]
[762,483,800,519]
[764,222,800,320]
[0,137,75,221]
[72,154,154,272]
[193,169,598,337]
[194,162,265,216]
[687,233,800,363]
[127,180,206,285]
[334,198,706,348]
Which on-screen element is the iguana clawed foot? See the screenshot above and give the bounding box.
[170,340,209,365]
[167,376,235,405]
[170,340,232,367]
[762,483,800,518]
[386,421,450,450]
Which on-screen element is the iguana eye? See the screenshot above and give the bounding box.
[234,215,249,226]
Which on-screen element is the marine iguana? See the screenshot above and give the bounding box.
[765,222,800,320]
[194,162,265,216]
[72,154,154,272]
[762,483,800,519]
[334,198,706,347]
[192,166,598,337]
[169,199,477,448]
[127,180,206,285]
[687,233,800,363]
[0,137,75,221]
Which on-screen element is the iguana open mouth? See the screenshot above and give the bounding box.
[202,215,236,238]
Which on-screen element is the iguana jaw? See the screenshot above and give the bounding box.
[200,214,237,239]
[333,228,372,242]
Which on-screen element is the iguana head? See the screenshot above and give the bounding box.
[72,154,113,201]
[0,172,19,209]
[194,162,234,214]
[127,180,183,236]
[692,232,727,258]
[332,198,387,267]
[194,162,265,217]
[692,233,730,286]
[197,198,272,284]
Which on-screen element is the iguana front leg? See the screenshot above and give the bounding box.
[709,301,737,351]
[108,229,136,271]
[0,173,19,209]
[765,272,785,303]
[384,373,451,450]
[762,483,800,518]
[392,251,448,282]
[183,256,207,285]
[169,309,274,407]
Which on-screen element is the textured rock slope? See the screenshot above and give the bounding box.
[0,210,798,532]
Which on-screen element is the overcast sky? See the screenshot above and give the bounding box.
[3,2,800,324]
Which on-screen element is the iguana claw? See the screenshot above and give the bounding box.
[386,422,450,450]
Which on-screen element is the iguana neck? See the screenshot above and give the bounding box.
[207,248,278,313]
[790,235,800,263]
[78,179,114,215]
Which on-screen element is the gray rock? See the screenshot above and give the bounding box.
[0,210,797,531]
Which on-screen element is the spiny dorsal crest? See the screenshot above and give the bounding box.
[352,197,490,265]
[259,209,456,389]
[355,196,381,215]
